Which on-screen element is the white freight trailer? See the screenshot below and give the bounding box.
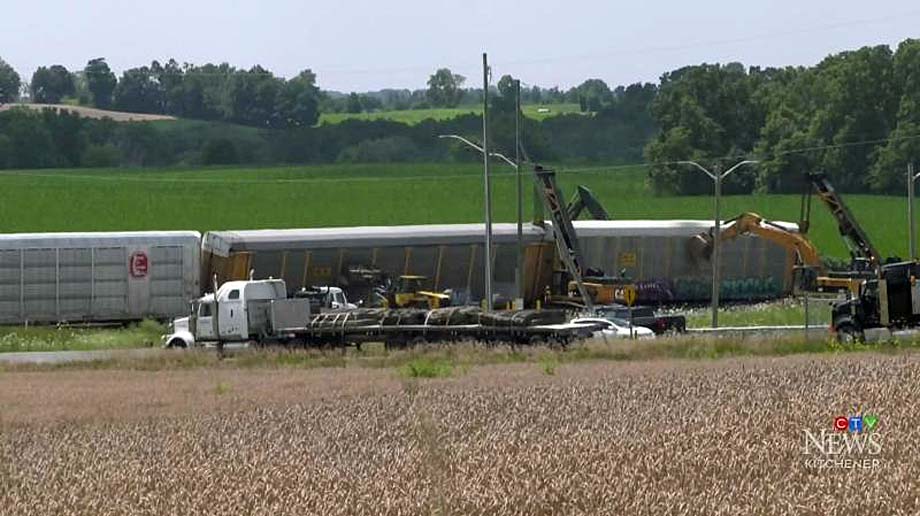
[0,231,200,325]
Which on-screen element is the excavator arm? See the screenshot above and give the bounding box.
[688,212,823,269]
[689,211,864,295]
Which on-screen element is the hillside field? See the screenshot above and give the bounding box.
[0,163,911,260]
[318,103,584,125]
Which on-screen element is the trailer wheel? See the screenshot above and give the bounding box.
[835,320,864,344]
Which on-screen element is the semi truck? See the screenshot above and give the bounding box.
[164,278,600,348]
[165,279,313,348]
[831,260,920,342]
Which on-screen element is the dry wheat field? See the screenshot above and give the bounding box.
[1,353,919,515]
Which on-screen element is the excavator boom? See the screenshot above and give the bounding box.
[688,212,822,268]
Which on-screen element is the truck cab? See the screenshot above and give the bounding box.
[164,279,308,347]
[832,261,920,341]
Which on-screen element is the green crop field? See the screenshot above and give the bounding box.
[318,103,584,125]
[0,163,909,260]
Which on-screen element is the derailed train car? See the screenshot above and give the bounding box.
[574,220,795,303]
[0,232,200,324]
[202,220,796,306]
[201,224,557,306]
[0,221,796,325]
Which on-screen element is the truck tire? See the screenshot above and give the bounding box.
[166,338,187,349]
[835,320,864,344]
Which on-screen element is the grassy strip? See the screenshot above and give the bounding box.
[684,298,834,328]
[3,335,917,374]
[318,104,584,125]
[0,320,164,353]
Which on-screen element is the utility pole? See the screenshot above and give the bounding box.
[711,164,722,329]
[514,78,524,305]
[678,160,759,328]
[482,53,493,311]
[909,162,919,259]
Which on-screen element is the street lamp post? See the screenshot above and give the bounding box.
[678,160,759,328]
[909,162,919,259]
[514,79,524,305]
[481,53,493,311]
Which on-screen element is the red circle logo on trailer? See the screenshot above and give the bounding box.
[129,251,149,279]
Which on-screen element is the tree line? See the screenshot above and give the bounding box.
[0,96,655,170]
[0,55,641,123]
[0,56,658,169]
[2,38,918,195]
[0,57,321,128]
[645,39,920,195]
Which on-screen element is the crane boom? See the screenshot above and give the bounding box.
[533,165,594,310]
[804,172,880,270]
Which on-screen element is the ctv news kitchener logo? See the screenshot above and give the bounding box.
[802,414,883,469]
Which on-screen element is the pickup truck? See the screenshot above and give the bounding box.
[594,304,687,335]
[294,286,358,312]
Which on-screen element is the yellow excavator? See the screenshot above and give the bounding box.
[687,212,860,295]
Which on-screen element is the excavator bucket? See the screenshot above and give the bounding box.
[686,233,714,262]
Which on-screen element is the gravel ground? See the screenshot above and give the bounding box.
[1,353,918,515]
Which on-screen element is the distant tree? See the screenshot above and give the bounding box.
[222,65,282,126]
[870,39,920,191]
[0,57,21,103]
[178,62,233,120]
[346,92,362,113]
[530,85,542,104]
[646,63,765,194]
[756,46,897,192]
[0,108,56,167]
[545,86,565,104]
[426,68,465,107]
[114,66,165,113]
[576,79,613,112]
[359,94,382,111]
[491,75,518,114]
[31,65,75,104]
[153,59,185,115]
[84,58,117,108]
[276,69,320,127]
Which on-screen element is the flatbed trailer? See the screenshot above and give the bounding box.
[283,319,595,348]
[164,279,597,349]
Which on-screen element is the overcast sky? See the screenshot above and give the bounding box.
[1,0,918,92]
